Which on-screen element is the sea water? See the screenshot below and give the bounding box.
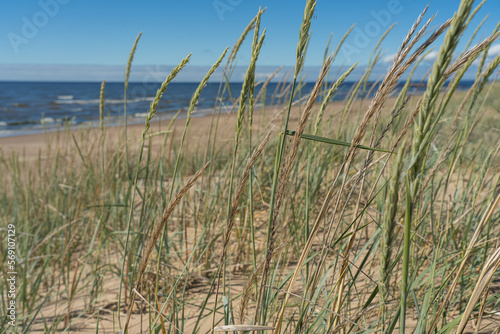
[0,80,474,137]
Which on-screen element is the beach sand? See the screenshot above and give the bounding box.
[3,92,498,333]
[0,98,371,332]
[0,103,308,332]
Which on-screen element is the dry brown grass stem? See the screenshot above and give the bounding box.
[214,325,275,332]
[272,55,333,333]
[455,245,500,334]
[329,134,403,327]
[222,131,271,259]
[212,130,271,322]
[123,162,210,333]
[364,97,409,171]
[395,5,431,63]
[395,19,453,79]
[311,16,451,327]
[430,190,500,331]
[326,100,409,267]
[349,14,450,163]
[445,32,500,77]
[320,14,449,326]
[391,98,422,152]
[266,285,373,332]
[131,288,183,333]
[239,239,290,323]
[265,57,332,260]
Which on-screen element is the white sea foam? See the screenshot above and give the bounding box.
[40,117,55,124]
[57,95,74,100]
[0,122,7,126]
[130,97,154,103]
[0,130,15,137]
[192,104,232,115]
[54,96,154,105]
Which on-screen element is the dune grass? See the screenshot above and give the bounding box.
[1,0,500,333]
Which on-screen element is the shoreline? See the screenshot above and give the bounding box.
[1,79,477,140]
[0,112,221,159]
[0,105,234,139]
[0,94,410,161]
[0,104,276,161]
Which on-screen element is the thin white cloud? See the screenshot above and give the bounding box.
[423,50,439,62]
[382,53,396,64]
[472,43,500,67]
[488,44,500,57]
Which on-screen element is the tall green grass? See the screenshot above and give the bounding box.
[1,1,500,333]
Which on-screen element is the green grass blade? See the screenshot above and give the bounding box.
[284,130,392,153]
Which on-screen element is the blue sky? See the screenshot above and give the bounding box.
[1,0,500,81]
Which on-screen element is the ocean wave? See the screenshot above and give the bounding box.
[0,122,7,126]
[0,130,16,137]
[134,107,191,118]
[40,117,56,124]
[193,105,233,115]
[4,120,44,126]
[54,96,154,105]
[57,95,74,100]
